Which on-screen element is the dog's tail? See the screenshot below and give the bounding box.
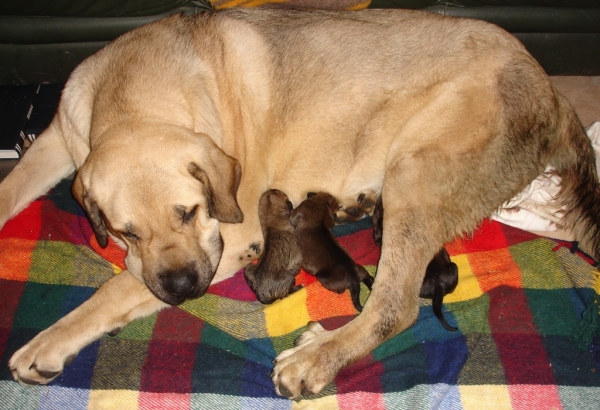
[549,94,600,261]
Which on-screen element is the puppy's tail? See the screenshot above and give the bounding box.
[432,287,457,332]
[550,94,600,261]
[350,281,363,312]
[351,265,374,312]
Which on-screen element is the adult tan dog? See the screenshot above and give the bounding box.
[2,8,600,398]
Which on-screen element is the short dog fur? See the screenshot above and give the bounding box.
[244,189,302,304]
[291,192,374,312]
[373,196,458,331]
[2,8,599,398]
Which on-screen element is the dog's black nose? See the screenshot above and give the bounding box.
[161,265,199,299]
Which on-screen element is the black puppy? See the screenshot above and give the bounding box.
[245,189,303,304]
[290,192,374,312]
[418,248,459,331]
[372,196,458,331]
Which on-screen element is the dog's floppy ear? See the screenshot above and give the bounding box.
[189,136,243,223]
[72,171,109,248]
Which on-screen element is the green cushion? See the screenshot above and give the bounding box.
[0,0,208,17]
[0,0,599,83]
[370,0,600,7]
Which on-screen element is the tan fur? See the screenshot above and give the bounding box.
[2,8,599,397]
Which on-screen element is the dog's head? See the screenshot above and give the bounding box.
[258,189,294,233]
[290,192,340,230]
[72,124,243,305]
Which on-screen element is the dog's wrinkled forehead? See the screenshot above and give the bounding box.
[102,164,207,225]
[78,147,195,214]
[73,124,243,248]
[73,124,243,250]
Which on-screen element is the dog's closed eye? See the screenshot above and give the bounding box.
[121,230,140,242]
[176,205,199,225]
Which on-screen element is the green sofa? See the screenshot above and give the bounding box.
[0,0,599,85]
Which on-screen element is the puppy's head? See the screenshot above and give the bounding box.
[290,192,339,230]
[72,123,243,305]
[258,189,294,232]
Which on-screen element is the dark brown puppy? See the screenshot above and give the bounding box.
[418,248,458,331]
[245,189,302,304]
[291,192,374,312]
[372,196,458,331]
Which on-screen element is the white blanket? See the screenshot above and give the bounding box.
[492,121,600,235]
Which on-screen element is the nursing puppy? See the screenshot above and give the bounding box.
[419,248,459,332]
[373,196,458,331]
[291,192,374,312]
[245,189,302,304]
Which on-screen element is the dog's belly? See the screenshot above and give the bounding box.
[212,141,386,284]
[212,81,438,282]
[212,166,379,284]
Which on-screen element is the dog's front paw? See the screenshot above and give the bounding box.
[8,328,78,385]
[271,322,340,399]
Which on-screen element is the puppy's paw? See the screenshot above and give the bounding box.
[8,328,79,385]
[336,191,379,223]
[237,241,262,263]
[271,322,339,398]
[357,191,378,216]
[336,207,363,224]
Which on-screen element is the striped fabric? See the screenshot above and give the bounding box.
[1,178,599,409]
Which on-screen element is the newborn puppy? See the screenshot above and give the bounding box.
[372,196,458,331]
[418,248,458,331]
[245,189,302,304]
[291,192,374,312]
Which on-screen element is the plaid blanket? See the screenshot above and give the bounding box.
[1,177,600,409]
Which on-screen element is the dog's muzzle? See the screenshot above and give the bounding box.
[159,263,208,305]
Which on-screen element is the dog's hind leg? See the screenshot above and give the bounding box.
[272,136,492,397]
[0,124,75,228]
[271,71,558,396]
[9,270,168,385]
[272,170,443,398]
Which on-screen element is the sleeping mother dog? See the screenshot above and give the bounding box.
[1,8,599,398]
